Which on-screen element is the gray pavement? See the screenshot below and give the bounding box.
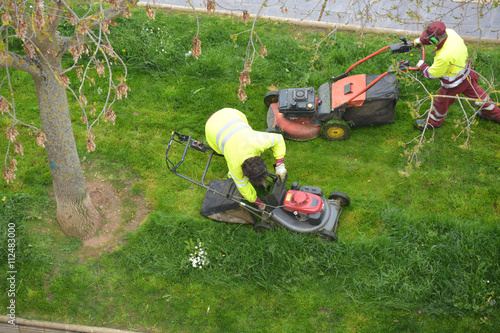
[145,0,500,41]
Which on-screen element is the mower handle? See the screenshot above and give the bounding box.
[388,42,425,72]
[407,40,426,71]
[165,131,222,187]
[333,41,425,111]
[332,37,425,82]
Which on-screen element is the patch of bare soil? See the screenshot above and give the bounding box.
[79,177,150,260]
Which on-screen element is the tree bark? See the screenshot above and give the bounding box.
[33,65,102,240]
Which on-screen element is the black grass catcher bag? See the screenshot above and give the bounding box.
[343,74,400,127]
[200,179,256,224]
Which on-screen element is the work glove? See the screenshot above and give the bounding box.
[413,37,422,47]
[416,60,425,68]
[275,163,287,182]
[254,198,266,211]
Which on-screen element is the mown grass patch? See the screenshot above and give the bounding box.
[0,7,499,333]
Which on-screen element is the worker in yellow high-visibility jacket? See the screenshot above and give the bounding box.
[413,21,500,129]
[205,108,287,210]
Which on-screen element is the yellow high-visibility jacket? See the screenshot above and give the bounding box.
[421,29,470,88]
[205,108,286,203]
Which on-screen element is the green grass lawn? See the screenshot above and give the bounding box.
[0,8,499,333]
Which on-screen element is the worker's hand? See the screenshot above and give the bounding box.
[275,163,287,182]
[413,37,422,47]
[254,198,266,211]
[416,60,425,68]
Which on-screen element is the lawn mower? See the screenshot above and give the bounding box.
[165,131,350,241]
[264,37,425,141]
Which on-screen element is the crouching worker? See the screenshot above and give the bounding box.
[413,21,500,129]
[205,108,287,210]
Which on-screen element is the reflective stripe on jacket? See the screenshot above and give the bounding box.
[420,29,469,88]
[205,108,286,202]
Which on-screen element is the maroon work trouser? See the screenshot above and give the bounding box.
[428,71,500,127]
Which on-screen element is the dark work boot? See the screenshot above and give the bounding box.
[414,119,432,131]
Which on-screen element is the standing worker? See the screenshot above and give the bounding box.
[413,21,500,129]
[205,108,287,210]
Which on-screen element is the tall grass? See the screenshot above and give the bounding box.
[0,7,499,333]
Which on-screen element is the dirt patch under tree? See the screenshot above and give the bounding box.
[78,175,150,260]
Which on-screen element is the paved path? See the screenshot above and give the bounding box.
[145,0,500,41]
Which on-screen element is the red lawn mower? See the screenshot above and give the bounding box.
[165,131,350,241]
[264,37,424,141]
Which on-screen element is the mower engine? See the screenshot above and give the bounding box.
[283,190,324,225]
[277,87,317,119]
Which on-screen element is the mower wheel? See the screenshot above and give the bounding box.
[254,222,272,233]
[328,191,351,206]
[319,229,338,242]
[321,122,350,141]
[264,91,279,107]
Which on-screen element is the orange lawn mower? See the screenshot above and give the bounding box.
[264,37,425,141]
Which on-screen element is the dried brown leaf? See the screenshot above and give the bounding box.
[86,137,96,152]
[16,17,28,39]
[76,67,83,81]
[35,8,45,30]
[101,42,115,57]
[192,36,201,59]
[238,86,247,103]
[79,93,88,106]
[0,96,9,114]
[48,13,55,25]
[260,45,268,58]
[66,12,78,26]
[102,20,110,35]
[3,166,15,184]
[14,141,24,156]
[9,157,17,172]
[146,4,156,20]
[105,108,116,124]
[59,74,70,88]
[207,0,216,14]
[5,128,18,142]
[239,71,250,87]
[95,60,105,77]
[242,10,250,25]
[116,82,130,100]
[70,44,83,62]
[86,130,96,152]
[2,13,12,25]
[23,42,36,58]
[122,8,131,19]
[36,130,46,147]
[78,22,88,36]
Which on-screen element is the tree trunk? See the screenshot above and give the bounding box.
[33,67,102,240]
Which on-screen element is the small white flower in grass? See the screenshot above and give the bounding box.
[188,240,209,269]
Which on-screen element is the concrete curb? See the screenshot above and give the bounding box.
[141,2,500,44]
[0,316,142,333]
